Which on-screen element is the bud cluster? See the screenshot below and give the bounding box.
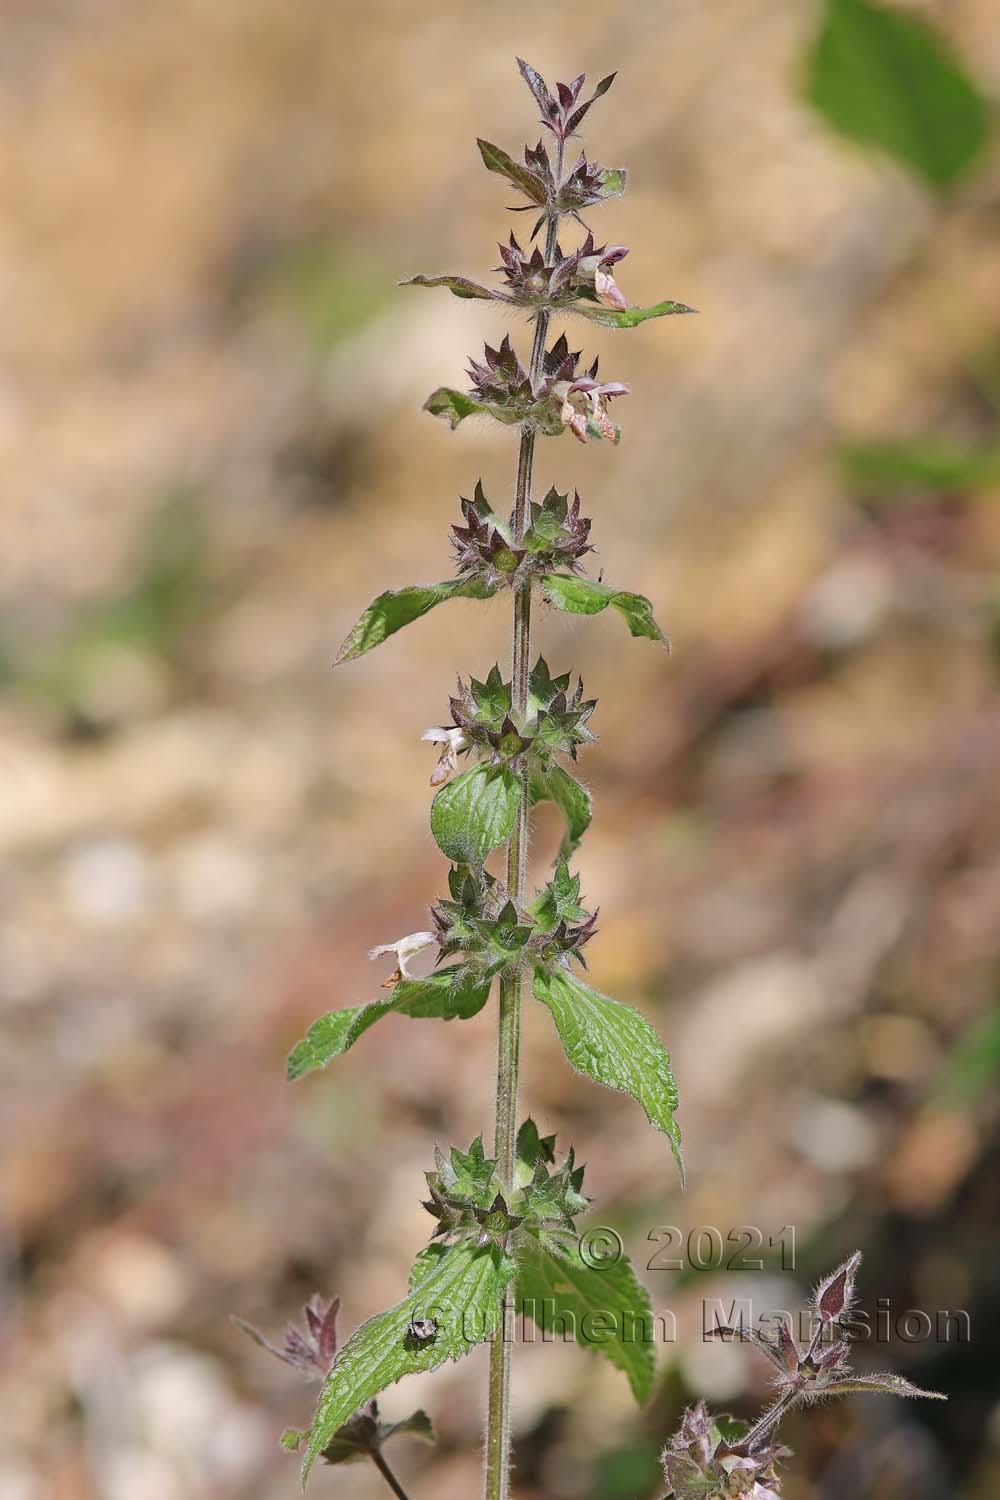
[466,333,628,443]
[661,1403,786,1500]
[451,482,592,589]
[432,658,596,768]
[495,231,629,311]
[477,132,626,238]
[516,58,617,146]
[422,1122,589,1252]
[430,856,597,979]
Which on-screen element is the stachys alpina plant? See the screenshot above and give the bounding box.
[238,60,943,1500]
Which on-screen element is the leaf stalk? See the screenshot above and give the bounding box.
[370,1448,416,1500]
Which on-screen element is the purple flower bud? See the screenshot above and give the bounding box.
[815,1250,861,1324]
[233,1294,341,1377]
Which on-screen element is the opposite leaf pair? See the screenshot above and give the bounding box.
[240,1123,658,1484]
[286,867,681,1175]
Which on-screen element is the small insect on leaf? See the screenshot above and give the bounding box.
[405,1318,439,1348]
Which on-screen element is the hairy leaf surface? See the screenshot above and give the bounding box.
[575,298,695,329]
[517,1238,655,1402]
[431,763,522,864]
[337,578,498,663]
[541,573,667,644]
[302,1239,515,1483]
[530,763,592,854]
[533,967,682,1177]
[423,387,528,430]
[401,274,495,301]
[287,967,491,1081]
[476,138,548,203]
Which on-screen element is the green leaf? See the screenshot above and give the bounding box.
[409,1242,450,1291]
[401,274,495,301]
[431,763,522,864]
[517,1238,655,1402]
[301,1239,516,1484]
[530,763,592,854]
[533,967,683,1178]
[527,656,571,716]
[712,1416,750,1446]
[541,573,668,645]
[337,578,498,663]
[806,0,990,189]
[515,1117,557,1174]
[575,298,696,329]
[470,664,512,723]
[287,966,492,1081]
[423,387,526,430]
[318,1406,436,1467]
[476,138,548,204]
[530,859,589,931]
[380,1409,436,1445]
[447,1135,498,1202]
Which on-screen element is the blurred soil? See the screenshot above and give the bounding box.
[1,3,998,1499]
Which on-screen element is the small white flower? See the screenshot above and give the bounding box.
[421,725,470,786]
[556,382,624,444]
[594,266,627,311]
[368,930,437,986]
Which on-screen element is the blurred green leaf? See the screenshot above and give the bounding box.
[590,1441,662,1500]
[101,495,207,651]
[4,493,208,725]
[842,439,1000,495]
[934,1002,1000,1104]
[806,0,991,189]
[268,244,391,349]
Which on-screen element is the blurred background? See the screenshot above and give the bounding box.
[1,1,998,1497]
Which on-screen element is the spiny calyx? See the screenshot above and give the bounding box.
[464,333,629,443]
[424,657,596,785]
[430,858,597,976]
[452,481,592,589]
[422,1123,589,1250]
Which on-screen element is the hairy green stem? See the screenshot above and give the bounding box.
[485,140,564,1500]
